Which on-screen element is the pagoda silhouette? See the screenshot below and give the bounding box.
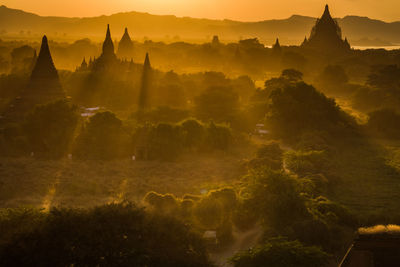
[90,24,119,72]
[117,28,134,59]
[2,35,65,122]
[302,5,350,52]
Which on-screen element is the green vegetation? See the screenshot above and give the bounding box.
[230,238,330,267]
[0,203,212,267]
[2,4,400,267]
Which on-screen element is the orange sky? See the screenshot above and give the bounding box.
[2,0,400,22]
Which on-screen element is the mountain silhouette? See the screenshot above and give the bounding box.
[0,5,399,44]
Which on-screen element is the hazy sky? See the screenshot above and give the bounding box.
[3,0,400,22]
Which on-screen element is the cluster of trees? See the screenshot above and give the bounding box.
[0,203,212,266]
[352,65,400,112]
[143,187,238,247]
[0,100,233,160]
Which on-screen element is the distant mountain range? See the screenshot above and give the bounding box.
[0,5,399,45]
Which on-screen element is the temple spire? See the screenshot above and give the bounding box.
[138,53,152,115]
[31,35,58,81]
[102,24,115,57]
[323,4,330,18]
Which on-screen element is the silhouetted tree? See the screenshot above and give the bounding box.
[23,99,79,158]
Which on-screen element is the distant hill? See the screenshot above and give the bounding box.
[0,5,399,45]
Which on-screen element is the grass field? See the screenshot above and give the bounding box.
[0,152,247,209]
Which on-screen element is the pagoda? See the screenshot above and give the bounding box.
[2,36,65,122]
[302,5,350,52]
[117,28,134,59]
[91,24,118,71]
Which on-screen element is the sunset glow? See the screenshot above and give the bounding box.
[2,0,400,21]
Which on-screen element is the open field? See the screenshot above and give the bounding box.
[0,153,247,209]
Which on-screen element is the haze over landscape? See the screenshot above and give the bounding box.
[1,1,400,267]
[1,4,400,45]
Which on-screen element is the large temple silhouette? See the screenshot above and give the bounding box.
[77,25,135,73]
[302,5,351,52]
[2,35,65,122]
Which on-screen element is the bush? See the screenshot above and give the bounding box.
[230,237,330,267]
[74,111,131,160]
[0,203,212,267]
[23,99,79,158]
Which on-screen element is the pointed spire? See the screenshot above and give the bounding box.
[274,38,280,47]
[80,57,88,70]
[273,38,281,52]
[323,4,331,18]
[144,52,151,69]
[31,35,58,81]
[138,53,152,114]
[102,24,115,57]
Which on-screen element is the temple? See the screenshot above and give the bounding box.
[2,36,65,122]
[117,28,134,59]
[302,5,351,52]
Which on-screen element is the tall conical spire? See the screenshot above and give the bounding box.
[31,35,58,81]
[138,53,152,115]
[272,38,282,54]
[274,38,281,48]
[102,24,115,57]
[322,4,331,18]
[2,35,64,122]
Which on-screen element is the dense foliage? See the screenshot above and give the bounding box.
[0,203,212,267]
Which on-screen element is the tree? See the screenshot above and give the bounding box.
[74,111,130,160]
[195,86,239,123]
[266,82,352,141]
[23,99,79,158]
[0,203,212,267]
